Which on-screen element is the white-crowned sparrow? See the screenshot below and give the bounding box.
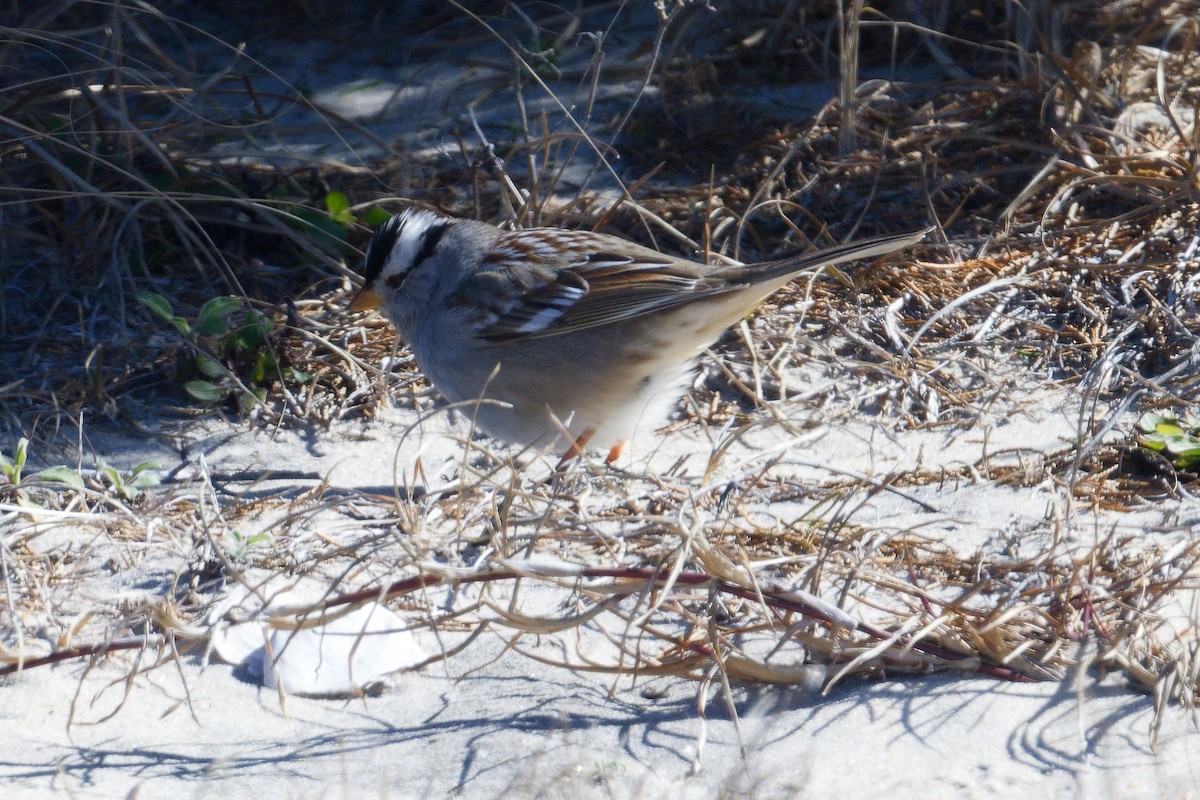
[351,208,927,464]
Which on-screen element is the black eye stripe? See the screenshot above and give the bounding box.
[387,221,448,290]
[364,214,450,293]
[413,222,448,271]
[363,215,404,287]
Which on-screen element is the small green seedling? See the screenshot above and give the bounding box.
[34,466,86,491]
[0,437,29,487]
[1136,409,1200,471]
[228,528,272,561]
[1,438,86,504]
[98,459,159,501]
[137,292,309,410]
[290,191,378,257]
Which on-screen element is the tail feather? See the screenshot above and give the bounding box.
[730,227,933,284]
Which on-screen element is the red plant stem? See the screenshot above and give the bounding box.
[0,565,1038,682]
[0,636,164,675]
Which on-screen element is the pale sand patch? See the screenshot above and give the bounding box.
[4,632,1198,799]
[4,363,1198,799]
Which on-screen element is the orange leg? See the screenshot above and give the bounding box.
[555,427,597,472]
[605,441,624,465]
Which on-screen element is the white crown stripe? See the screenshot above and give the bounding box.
[378,208,452,284]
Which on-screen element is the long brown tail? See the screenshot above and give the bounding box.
[727,226,933,284]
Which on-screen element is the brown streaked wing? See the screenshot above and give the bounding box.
[471,251,744,342]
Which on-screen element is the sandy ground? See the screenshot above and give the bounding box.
[4,364,1199,799]
[5,640,1199,799]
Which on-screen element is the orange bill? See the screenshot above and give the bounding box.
[350,287,382,312]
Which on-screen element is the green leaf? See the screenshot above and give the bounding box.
[43,113,67,134]
[325,191,355,225]
[284,366,311,384]
[291,207,354,256]
[1138,434,1167,451]
[361,206,393,227]
[33,466,85,491]
[100,462,122,486]
[137,291,175,321]
[184,380,226,402]
[243,532,271,548]
[1162,434,1200,456]
[3,438,29,483]
[13,438,27,475]
[231,312,271,352]
[195,296,243,337]
[1174,450,1200,471]
[130,460,159,478]
[248,351,267,384]
[195,353,228,379]
[238,386,266,414]
[130,461,160,490]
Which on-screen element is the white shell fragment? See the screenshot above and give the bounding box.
[209,585,426,696]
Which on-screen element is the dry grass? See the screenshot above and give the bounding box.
[3,0,1200,755]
